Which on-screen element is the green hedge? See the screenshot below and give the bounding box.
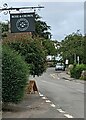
[70,64,86,79]
[2,45,29,103]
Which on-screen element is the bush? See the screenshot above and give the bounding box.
[70,64,86,79]
[67,64,73,75]
[80,70,86,80]
[2,45,29,103]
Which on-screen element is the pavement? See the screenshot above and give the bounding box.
[58,71,85,84]
[2,93,66,118]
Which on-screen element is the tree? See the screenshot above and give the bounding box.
[34,14,52,39]
[3,35,47,77]
[83,35,86,64]
[1,22,9,38]
[59,31,84,64]
[42,39,57,56]
[1,22,8,33]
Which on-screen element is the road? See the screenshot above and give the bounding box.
[34,67,84,118]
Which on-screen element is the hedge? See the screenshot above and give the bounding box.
[70,64,86,79]
[2,45,29,103]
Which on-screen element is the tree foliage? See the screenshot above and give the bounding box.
[59,31,84,64]
[3,35,47,77]
[1,22,8,37]
[42,39,57,55]
[83,35,86,64]
[34,14,52,39]
[1,22,8,33]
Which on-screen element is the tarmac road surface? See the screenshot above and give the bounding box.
[34,67,84,118]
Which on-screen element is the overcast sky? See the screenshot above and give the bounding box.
[0,0,85,41]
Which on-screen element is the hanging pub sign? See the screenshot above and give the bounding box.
[10,12,35,33]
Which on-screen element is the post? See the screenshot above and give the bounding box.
[74,53,76,64]
[77,56,79,64]
[65,59,69,69]
[8,21,11,33]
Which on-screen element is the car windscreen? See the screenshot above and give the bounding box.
[56,63,64,66]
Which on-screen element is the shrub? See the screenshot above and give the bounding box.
[80,70,86,80]
[2,45,29,103]
[70,64,86,79]
[67,64,73,75]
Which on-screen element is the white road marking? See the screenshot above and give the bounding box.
[50,103,56,107]
[50,74,60,80]
[64,114,74,118]
[39,94,44,97]
[57,108,65,113]
[42,97,47,99]
[50,74,56,79]
[45,100,51,103]
[65,80,69,82]
[39,92,44,97]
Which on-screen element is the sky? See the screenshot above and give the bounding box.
[0,0,85,41]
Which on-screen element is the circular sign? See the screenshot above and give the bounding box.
[16,18,29,31]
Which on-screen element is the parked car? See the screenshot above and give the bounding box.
[55,63,65,71]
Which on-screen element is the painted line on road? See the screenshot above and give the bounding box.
[57,109,74,118]
[39,92,44,97]
[64,114,74,118]
[65,80,69,82]
[50,74,56,79]
[57,108,65,113]
[50,74,60,80]
[45,100,51,103]
[39,94,44,97]
[39,92,51,103]
[42,96,47,99]
[50,103,56,107]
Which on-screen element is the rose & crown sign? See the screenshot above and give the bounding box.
[10,12,35,33]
